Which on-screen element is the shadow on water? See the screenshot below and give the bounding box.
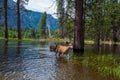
[0,40,120,80]
[3,40,8,59]
[93,43,120,54]
[16,41,21,57]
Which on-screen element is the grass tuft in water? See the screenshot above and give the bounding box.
[72,54,120,79]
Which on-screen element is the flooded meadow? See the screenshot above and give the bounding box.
[0,40,120,80]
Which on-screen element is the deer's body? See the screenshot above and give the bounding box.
[56,45,72,56]
[49,41,73,56]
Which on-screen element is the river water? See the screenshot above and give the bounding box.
[0,40,120,80]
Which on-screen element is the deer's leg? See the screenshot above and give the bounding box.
[59,53,61,56]
[62,52,64,57]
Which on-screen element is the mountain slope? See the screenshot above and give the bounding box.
[0,0,58,31]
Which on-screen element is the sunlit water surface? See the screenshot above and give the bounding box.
[0,40,120,80]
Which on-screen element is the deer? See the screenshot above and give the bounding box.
[49,43,57,51]
[56,41,73,56]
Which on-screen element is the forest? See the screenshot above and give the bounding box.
[1,0,120,45]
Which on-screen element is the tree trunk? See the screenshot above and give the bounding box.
[95,31,100,48]
[112,0,118,42]
[58,13,64,39]
[73,0,85,52]
[60,12,64,38]
[4,0,8,39]
[101,31,106,42]
[113,26,118,42]
[17,0,22,40]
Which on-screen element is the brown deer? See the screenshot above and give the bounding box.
[56,42,72,56]
[49,43,57,51]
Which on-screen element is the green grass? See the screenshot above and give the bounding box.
[73,54,120,79]
[0,37,120,45]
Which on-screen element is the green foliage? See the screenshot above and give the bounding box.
[0,27,4,37]
[56,0,75,38]
[85,0,120,41]
[0,26,41,39]
[8,29,17,38]
[39,12,47,38]
[51,30,61,38]
[56,0,120,41]
[64,18,74,38]
[57,0,64,13]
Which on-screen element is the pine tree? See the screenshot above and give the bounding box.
[39,12,47,38]
[57,0,65,38]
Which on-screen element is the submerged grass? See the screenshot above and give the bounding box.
[73,54,120,79]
